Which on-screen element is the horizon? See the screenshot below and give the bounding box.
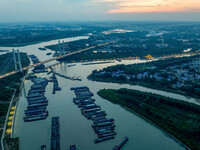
[0,0,200,22]
[1,20,200,24]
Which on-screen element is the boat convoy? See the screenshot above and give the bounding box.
[71,86,118,144]
[24,77,49,122]
[24,55,128,149]
[28,54,47,73]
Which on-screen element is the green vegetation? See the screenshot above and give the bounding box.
[61,52,134,62]
[0,52,30,101]
[0,52,31,75]
[98,88,200,150]
[0,104,9,124]
[89,55,200,98]
[0,24,92,47]
[92,55,200,75]
[47,22,200,61]
[0,52,30,143]
[4,137,19,150]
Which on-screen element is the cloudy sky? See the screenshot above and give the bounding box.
[0,0,200,22]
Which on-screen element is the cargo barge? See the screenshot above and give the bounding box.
[26,105,46,110]
[27,96,46,101]
[31,84,44,89]
[23,112,48,122]
[94,136,115,143]
[25,109,46,115]
[112,137,128,150]
[28,89,45,94]
[98,132,116,138]
[70,86,88,90]
[28,100,48,105]
[27,103,48,108]
[94,118,114,124]
[51,117,60,150]
[67,64,76,67]
[27,93,44,98]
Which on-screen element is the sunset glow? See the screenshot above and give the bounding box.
[94,0,200,13]
[0,0,200,21]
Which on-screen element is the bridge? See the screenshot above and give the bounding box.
[0,42,113,80]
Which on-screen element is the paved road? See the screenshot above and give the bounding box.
[1,89,16,150]
[0,42,113,80]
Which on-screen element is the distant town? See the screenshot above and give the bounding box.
[89,55,200,98]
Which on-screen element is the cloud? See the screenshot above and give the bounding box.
[92,0,200,13]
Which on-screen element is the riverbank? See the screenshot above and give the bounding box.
[0,53,30,150]
[88,55,200,99]
[97,88,200,150]
[0,31,90,47]
[88,74,198,99]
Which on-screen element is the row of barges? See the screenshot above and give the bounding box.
[51,117,60,150]
[81,61,115,65]
[24,77,49,122]
[28,54,46,73]
[51,73,62,94]
[71,86,117,143]
[54,72,82,81]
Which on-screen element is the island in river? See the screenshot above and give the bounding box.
[98,88,200,150]
[89,55,200,99]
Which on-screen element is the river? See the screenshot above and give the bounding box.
[3,36,198,150]
[0,36,89,62]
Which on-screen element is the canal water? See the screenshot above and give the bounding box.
[1,36,198,150]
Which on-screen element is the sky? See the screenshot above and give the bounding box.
[0,0,200,22]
